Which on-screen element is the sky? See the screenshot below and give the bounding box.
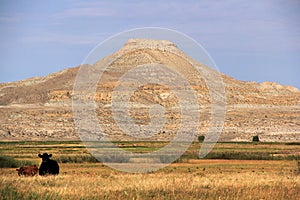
[0,0,299,89]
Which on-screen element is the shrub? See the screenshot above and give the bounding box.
[57,155,98,163]
[198,135,205,142]
[252,135,260,142]
[0,155,34,168]
[158,154,179,163]
[205,151,271,160]
[96,153,131,163]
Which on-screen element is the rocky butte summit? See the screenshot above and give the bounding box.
[0,39,299,142]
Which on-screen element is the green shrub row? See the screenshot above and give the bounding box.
[0,155,35,168]
[57,154,130,163]
[204,151,300,160]
[56,155,98,163]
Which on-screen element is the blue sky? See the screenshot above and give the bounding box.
[1,0,299,89]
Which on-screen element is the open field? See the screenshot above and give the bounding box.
[0,141,299,199]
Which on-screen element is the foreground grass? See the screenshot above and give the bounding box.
[0,141,299,199]
[0,161,299,200]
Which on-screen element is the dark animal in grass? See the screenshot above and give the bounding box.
[16,165,38,176]
[38,153,59,176]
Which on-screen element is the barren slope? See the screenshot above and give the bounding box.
[0,39,299,141]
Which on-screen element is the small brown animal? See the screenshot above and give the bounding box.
[16,165,38,176]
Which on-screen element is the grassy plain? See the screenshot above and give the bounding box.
[0,141,299,200]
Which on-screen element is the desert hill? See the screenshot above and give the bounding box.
[0,39,299,141]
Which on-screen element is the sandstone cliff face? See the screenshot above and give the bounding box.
[0,39,299,141]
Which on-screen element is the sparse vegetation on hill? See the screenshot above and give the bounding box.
[198,135,205,142]
[252,135,260,142]
[0,39,299,142]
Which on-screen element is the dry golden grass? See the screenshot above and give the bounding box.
[1,141,300,199]
[1,160,299,200]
